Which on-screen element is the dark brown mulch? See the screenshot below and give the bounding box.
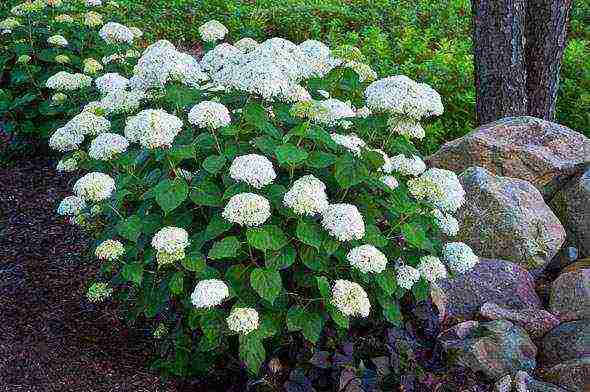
[0,158,176,392]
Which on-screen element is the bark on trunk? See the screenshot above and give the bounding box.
[525,0,572,120]
[472,0,528,125]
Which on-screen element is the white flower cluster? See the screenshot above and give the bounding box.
[49,127,84,152]
[396,264,421,290]
[198,20,228,43]
[309,99,356,125]
[151,226,190,266]
[418,255,448,282]
[229,154,276,188]
[226,307,259,335]
[86,0,102,6]
[234,37,259,52]
[321,203,365,242]
[64,111,111,136]
[99,22,135,44]
[124,109,183,149]
[389,154,426,177]
[387,116,426,140]
[283,175,329,216]
[347,245,387,274]
[408,168,466,213]
[94,73,129,95]
[56,157,78,172]
[0,17,21,34]
[433,208,460,237]
[222,193,271,227]
[46,71,92,91]
[57,195,86,216]
[88,133,129,160]
[380,175,399,191]
[444,242,479,273]
[83,58,104,75]
[73,172,116,202]
[188,101,231,130]
[95,88,146,115]
[331,280,370,318]
[191,279,229,308]
[87,282,113,303]
[95,239,125,261]
[84,11,103,27]
[47,34,68,47]
[330,133,366,155]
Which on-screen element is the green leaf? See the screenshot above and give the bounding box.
[250,268,282,304]
[155,178,189,213]
[300,246,327,272]
[121,263,143,284]
[117,215,142,242]
[203,216,232,241]
[401,222,432,250]
[190,179,222,206]
[266,245,296,270]
[202,155,226,174]
[246,225,287,251]
[181,252,206,272]
[412,279,430,303]
[307,151,337,168]
[287,306,324,343]
[239,334,265,375]
[208,237,241,260]
[296,220,324,249]
[169,271,184,295]
[168,144,195,163]
[334,154,369,188]
[316,276,331,298]
[375,269,399,296]
[164,84,202,108]
[328,305,349,329]
[275,143,308,166]
[377,293,403,326]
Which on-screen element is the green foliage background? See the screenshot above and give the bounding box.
[1,0,588,157]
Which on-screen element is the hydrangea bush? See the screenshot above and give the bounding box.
[0,0,142,159]
[52,18,478,376]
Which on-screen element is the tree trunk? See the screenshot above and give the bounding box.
[525,0,572,120]
[472,0,528,125]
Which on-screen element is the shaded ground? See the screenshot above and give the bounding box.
[0,158,176,392]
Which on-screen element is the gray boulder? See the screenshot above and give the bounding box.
[539,320,590,369]
[550,267,590,321]
[479,302,559,340]
[543,357,590,392]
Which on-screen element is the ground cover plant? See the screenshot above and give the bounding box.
[46,10,482,380]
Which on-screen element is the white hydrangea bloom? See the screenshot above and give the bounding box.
[331,280,370,318]
[191,279,230,308]
[94,72,129,95]
[200,42,244,74]
[129,27,143,38]
[380,175,399,191]
[49,127,83,152]
[57,195,86,216]
[321,203,365,242]
[73,172,115,202]
[389,154,426,177]
[199,20,228,43]
[87,282,113,303]
[298,39,338,77]
[229,154,276,188]
[84,11,103,27]
[223,193,271,227]
[188,101,231,130]
[88,133,129,161]
[347,245,387,274]
[356,106,372,118]
[444,242,479,273]
[396,264,421,290]
[283,175,329,216]
[330,133,366,155]
[418,255,448,282]
[47,34,68,47]
[152,226,190,265]
[169,52,209,87]
[348,61,377,83]
[227,307,259,335]
[432,208,460,237]
[387,116,426,140]
[408,168,466,213]
[370,148,393,173]
[99,89,146,114]
[86,0,102,5]
[310,99,356,125]
[0,17,21,33]
[64,111,111,136]
[46,71,92,91]
[364,75,443,119]
[234,37,259,52]
[54,54,70,64]
[83,58,103,75]
[99,22,135,44]
[124,109,183,149]
[56,157,78,172]
[95,239,125,261]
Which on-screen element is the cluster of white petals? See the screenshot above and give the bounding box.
[46,71,92,91]
[408,168,466,213]
[47,34,68,47]
[188,101,231,130]
[310,99,356,125]
[95,239,125,261]
[57,195,86,216]
[86,0,102,6]
[49,127,83,152]
[56,157,78,172]
[418,255,448,282]
[389,154,426,177]
[387,116,426,140]
[226,307,259,335]
[347,245,387,274]
[83,58,103,75]
[222,193,271,227]
[380,175,399,191]
[64,111,111,136]
[198,20,228,43]
[0,17,21,33]
[229,154,276,188]
[84,11,103,27]
[283,175,329,216]
[191,279,230,308]
[88,133,129,160]
[97,89,146,114]
[73,172,116,202]
[444,242,479,273]
[87,282,113,303]
[151,226,190,265]
[331,280,370,318]
[432,208,460,237]
[99,22,135,44]
[94,72,129,95]
[234,37,259,52]
[124,109,183,149]
[321,203,365,242]
[330,133,366,155]
[396,264,421,290]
